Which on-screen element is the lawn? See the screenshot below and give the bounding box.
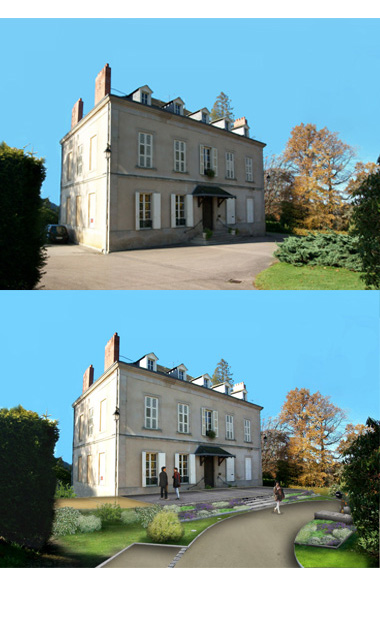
[295,532,378,568]
[255,262,367,290]
[0,514,231,568]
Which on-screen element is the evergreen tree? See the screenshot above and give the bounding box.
[211,359,234,385]
[210,92,234,121]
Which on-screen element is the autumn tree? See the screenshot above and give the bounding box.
[336,422,369,456]
[210,92,234,121]
[279,388,347,486]
[264,154,298,226]
[350,157,380,289]
[283,123,356,230]
[211,359,234,385]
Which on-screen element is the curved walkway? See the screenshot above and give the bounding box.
[100,498,340,568]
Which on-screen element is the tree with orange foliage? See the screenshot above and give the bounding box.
[283,123,356,229]
[279,388,347,486]
[336,422,369,456]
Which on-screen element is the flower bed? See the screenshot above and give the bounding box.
[177,499,248,521]
[295,520,356,548]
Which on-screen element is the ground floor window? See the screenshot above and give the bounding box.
[139,193,152,229]
[179,454,189,483]
[176,195,186,226]
[146,452,158,486]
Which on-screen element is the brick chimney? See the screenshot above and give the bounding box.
[104,332,120,371]
[95,63,111,105]
[71,98,83,129]
[232,117,250,137]
[233,117,247,129]
[83,364,94,393]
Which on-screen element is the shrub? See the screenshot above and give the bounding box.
[135,504,163,528]
[52,507,80,537]
[77,514,102,533]
[120,510,139,525]
[147,511,184,543]
[0,406,59,550]
[274,232,362,271]
[55,482,76,498]
[94,502,122,524]
[163,504,181,513]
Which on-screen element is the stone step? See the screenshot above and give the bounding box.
[190,232,239,246]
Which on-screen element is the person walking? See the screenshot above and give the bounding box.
[172,467,181,500]
[159,466,168,499]
[273,481,285,514]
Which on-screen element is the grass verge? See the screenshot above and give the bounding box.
[0,514,231,568]
[255,262,367,290]
[295,532,378,568]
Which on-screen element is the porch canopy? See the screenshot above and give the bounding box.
[192,185,236,208]
[195,444,236,466]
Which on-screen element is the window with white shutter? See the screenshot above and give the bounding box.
[226,152,235,179]
[138,132,153,168]
[245,157,253,182]
[174,140,186,172]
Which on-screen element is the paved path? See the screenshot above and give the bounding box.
[99,492,340,568]
[38,236,282,290]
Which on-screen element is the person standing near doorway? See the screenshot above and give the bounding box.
[159,466,168,499]
[173,467,181,500]
[273,481,285,514]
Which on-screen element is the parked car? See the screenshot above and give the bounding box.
[46,224,69,244]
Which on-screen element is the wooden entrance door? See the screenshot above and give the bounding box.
[204,456,214,487]
[202,197,213,230]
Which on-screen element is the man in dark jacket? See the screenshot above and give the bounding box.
[159,466,168,499]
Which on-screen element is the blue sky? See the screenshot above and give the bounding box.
[1,16,379,204]
[1,290,378,463]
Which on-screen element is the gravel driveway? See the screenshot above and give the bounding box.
[38,236,282,290]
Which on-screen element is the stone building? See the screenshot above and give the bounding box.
[72,333,263,497]
[60,64,266,252]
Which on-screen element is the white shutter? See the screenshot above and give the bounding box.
[189,454,196,484]
[245,457,252,481]
[157,452,166,475]
[247,198,254,223]
[226,198,236,225]
[212,148,218,176]
[213,410,219,437]
[185,194,194,227]
[200,145,205,174]
[201,408,206,436]
[226,457,235,482]
[152,193,161,229]
[171,194,176,228]
[135,192,140,231]
[174,453,180,469]
[142,451,147,487]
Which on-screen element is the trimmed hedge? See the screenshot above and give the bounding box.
[0,406,59,549]
[0,142,47,289]
[274,232,362,272]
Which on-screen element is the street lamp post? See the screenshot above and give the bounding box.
[113,407,120,497]
[104,142,112,254]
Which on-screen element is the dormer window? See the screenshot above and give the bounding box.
[147,359,154,371]
[202,112,208,123]
[175,103,182,115]
[141,92,149,105]
[178,369,184,380]
[204,378,209,388]
[225,386,230,395]
[131,85,153,106]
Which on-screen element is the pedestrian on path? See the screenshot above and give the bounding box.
[273,481,285,514]
[159,466,168,499]
[173,467,181,500]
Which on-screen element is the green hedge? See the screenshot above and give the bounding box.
[0,142,47,289]
[0,406,59,549]
[274,232,362,271]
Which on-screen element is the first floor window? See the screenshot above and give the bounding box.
[139,132,153,168]
[77,144,83,175]
[89,135,97,171]
[145,396,158,429]
[226,152,235,178]
[67,151,73,181]
[226,414,234,440]
[88,407,94,437]
[139,193,152,229]
[176,195,186,226]
[179,454,189,483]
[178,403,189,433]
[174,140,186,172]
[202,408,218,436]
[245,157,253,182]
[244,419,251,442]
[78,414,84,441]
[100,399,107,432]
[146,452,158,486]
